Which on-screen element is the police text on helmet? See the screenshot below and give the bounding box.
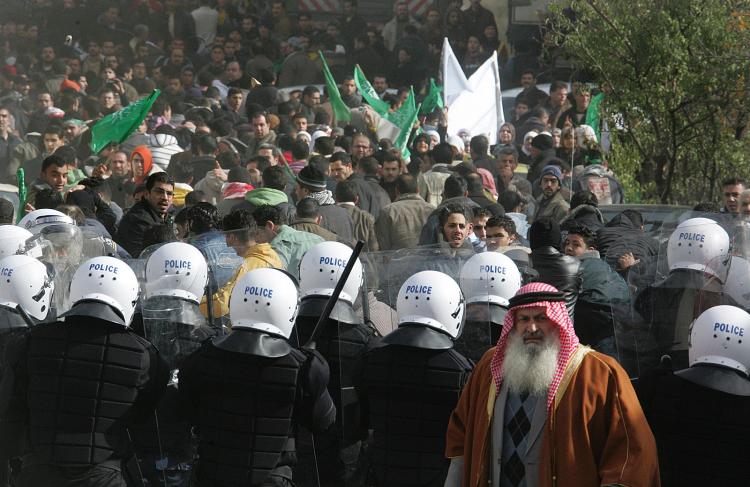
[715,322,745,337]
[163,259,192,271]
[678,232,705,242]
[479,265,507,275]
[89,263,119,273]
[245,286,273,298]
[319,256,348,268]
[405,285,432,294]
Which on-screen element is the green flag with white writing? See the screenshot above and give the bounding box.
[420,78,444,115]
[387,87,419,157]
[354,65,390,115]
[319,51,351,123]
[90,89,161,154]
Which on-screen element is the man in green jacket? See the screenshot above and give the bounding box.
[252,204,324,279]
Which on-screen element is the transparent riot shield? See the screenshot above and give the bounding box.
[133,242,217,487]
[456,251,524,363]
[627,215,735,376]
[183,230,243,331]
[22,223,84,319]
[334,245,475,487]
[723,255,750,313]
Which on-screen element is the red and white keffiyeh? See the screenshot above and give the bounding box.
[490,282,580,412]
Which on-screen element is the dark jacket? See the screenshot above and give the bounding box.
[318,203,355,243]
[116,200,170,257]
[347,173,391,219]
[560,204,605,233]
[596,211,658,271]
[574,250,630,348]
[187,154,217,185]
[108,174,135,209]
[530,246,582,319]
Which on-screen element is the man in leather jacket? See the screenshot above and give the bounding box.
[529,217,581,320]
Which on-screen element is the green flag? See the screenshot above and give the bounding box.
[90,89,161,154]
[419,78,444,115]
[585,92,605,143]
[16,168,26,222]
[354,65,390,115]
[388,88,419,157]
[319,51,351,124]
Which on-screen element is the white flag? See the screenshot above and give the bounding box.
[441,37,469,107]
[446,52,505,145]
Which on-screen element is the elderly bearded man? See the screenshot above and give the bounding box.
[444,282,659,487]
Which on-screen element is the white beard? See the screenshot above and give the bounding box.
[502,331,560,397]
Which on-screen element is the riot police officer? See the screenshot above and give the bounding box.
[634,217,735,370]
[457,252,522,361]
[355,270,473,486]
[133,242,215,486]
[178,267,336,486]
[637,305,750,486]
[0,256,169,487]
[0,254,55,486]
[293,241,379,486]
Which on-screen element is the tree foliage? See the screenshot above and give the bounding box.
[546,0,750,203]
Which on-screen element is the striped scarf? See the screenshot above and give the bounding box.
[490,282,580,412]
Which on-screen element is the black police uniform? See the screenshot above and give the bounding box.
[0,307,33,486]
[355,325,473,487]
[292,297,379,487]
[131,295,216,487]
[637,364,750,486]
[177,327,336,487]
[0,302,169,487]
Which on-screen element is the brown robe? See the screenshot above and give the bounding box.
[445,345,660,487]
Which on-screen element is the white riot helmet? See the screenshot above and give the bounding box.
[298,241,363,304]
[144,242,208,303]
[0,225,33,257]
[724,256,750,310]
[689,305,750,376]
[397,270,465,339]
[0,254,54,321]
[230,268,299,338]
[68,256,140,326]
[460,252,522,307]
[667,217,730,280]
[18,209,76,234]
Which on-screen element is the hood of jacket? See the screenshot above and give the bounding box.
[562,204,604,227]
[245,187,289,206]
[149,133,180,148]
[605,210,641,229]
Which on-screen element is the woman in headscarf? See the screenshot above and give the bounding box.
[130,145,155,185]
